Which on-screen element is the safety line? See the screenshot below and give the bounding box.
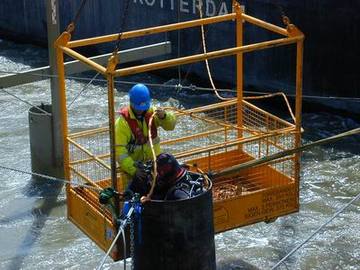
[198,0,232,101]
[182,0,226,83]
[142,112,158,203]
[271,191,360,269]
[0,165,102,192]
[1,69,360,101]
[0,87,52,116]
[244,92,296,123]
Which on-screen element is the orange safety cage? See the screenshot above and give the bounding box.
[55,1,304,260]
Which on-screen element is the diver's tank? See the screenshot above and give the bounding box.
[133,181,215,270]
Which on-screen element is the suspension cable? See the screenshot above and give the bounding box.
[113,0,131,54]
[96,225,125,270]
[271,190,360,269]
[0,164,103,192]
[67,72,100,108]
[73,0,88,26]
[65,0,89,33]
[96,206,134,270]
[120,226,127,270]
[0,87,52,116]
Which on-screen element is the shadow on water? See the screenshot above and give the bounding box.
[217,257,260,270]
[269,218,300,270]
[6,177,64,270]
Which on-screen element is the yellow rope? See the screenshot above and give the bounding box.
[244,92,296,123]
[198,1,232,101]
[141,111,158,203]
[196,1,296,124]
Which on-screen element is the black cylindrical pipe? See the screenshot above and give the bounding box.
[133,182,216,270]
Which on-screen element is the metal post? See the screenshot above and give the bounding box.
[106,56,120,218]
[234,1,243,140]
[295,39,304,208]
[45,0,64,177]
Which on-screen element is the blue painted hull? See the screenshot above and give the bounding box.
[0,0,359,113]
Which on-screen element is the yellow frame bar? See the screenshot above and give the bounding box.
[61,46,107,74]
[67,13,237,48]
[114,37,301,77]
[242,14,288,36]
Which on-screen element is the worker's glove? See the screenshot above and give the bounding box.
[155,108,166,120]
[134,166,148,182]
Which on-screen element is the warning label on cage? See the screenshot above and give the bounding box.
[244,186,297,220]
[213,206,229,226]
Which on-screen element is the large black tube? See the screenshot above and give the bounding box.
[133,182,216,270]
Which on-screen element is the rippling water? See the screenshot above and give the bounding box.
[0,39,359,270]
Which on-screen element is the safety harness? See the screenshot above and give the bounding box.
[119,107,158,146]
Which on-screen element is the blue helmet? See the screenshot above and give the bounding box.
[129,84,151,111]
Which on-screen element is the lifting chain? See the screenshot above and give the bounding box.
[129,217,135,270]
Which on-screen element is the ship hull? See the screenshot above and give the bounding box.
[0,0,359,114]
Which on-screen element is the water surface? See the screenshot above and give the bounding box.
[0,39,359,270]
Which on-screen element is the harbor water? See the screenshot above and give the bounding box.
[0,39,359,269]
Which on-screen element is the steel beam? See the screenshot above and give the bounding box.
[0,42,171,88]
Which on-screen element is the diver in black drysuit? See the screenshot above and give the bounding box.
[127,153,205,201]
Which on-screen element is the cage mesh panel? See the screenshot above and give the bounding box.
[68,100,296,203]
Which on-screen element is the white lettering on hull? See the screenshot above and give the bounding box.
[132,0,230,17]
[144,0,156,6]
[51,0,57,24]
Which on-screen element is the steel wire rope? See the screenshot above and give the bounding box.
[271,190,360,269]
[0,87,52,116]
[0,164,103,192]
[113,0,132,54]
[96,223,126,270]
[67,71,101,108]
[63,0,102,108]
[65,0,131,108]
[2,70,360,101]
[64,0,89,33]
[72,0,89,28]
[0,69,235,93]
